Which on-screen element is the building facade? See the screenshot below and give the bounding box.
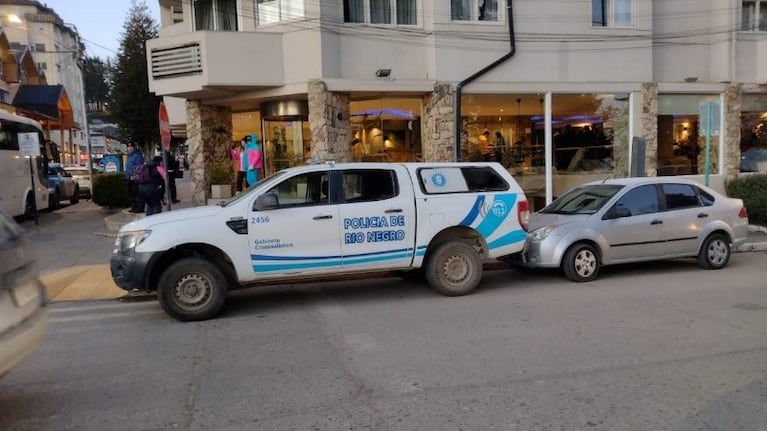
[148,0,767,207]
[0,0,87,165]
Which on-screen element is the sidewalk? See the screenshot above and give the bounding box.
[41,175,767,302]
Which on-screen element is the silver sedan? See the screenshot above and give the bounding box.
[521,177,749,282]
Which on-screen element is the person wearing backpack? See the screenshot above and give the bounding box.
[136,159,165,216]
[125,143,145,213]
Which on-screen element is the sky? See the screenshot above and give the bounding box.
[42,0,161,60]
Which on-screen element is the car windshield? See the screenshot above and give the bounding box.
[540,184,624,215]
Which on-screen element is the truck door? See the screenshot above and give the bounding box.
[338,167,416,271]
[247,169,342,279]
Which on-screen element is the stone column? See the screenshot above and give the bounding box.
[723,85,742,181]
[186,100,232,205]
[640,83,658,176]
[308,79,351,162]
[421,82,455,162]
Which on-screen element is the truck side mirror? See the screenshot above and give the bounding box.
[254,193,279,211]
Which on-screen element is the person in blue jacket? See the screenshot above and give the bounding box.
[124,143,145,213]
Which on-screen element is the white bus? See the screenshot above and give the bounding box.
[0,111,49,220]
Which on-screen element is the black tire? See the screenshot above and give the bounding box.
[697,233,730,270]
[562,243,600,282]
[49,189,60,211]
[425,241,483,296]
[23,192,35,220]
[70,186,79,204]
[157,258,228,321]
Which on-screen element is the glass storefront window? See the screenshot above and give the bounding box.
[657,94,720,176]
[461,93,627,209]
[262,119,310,175]
[550,93,627,199]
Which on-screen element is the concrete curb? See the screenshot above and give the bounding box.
[104,208,144,232]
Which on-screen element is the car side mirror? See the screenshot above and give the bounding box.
[605,206,632,220]
[254,193,279,211]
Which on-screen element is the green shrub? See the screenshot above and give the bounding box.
[726,174,767,226]
[92,173,131,209]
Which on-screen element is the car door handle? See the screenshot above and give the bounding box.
[651,219,663,225]
[697,213,709,218]
[313,215,333,220]
[385,209,403,214]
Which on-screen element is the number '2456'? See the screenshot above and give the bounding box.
[251,216,270,224]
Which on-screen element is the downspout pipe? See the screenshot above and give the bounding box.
[454,0,517,161]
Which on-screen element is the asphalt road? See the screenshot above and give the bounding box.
[2,252,766,431]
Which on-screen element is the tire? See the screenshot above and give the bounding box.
[70,186,79,204]
[157,258,228,321]
[49,189,60,211]
[425,241,483,296]
[23,192,35,220]
[697,233,730,270]
[562,243,600,282]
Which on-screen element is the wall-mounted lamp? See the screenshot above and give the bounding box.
[6,13,22,24]
[375,68,391,78]
[684,77,698,83]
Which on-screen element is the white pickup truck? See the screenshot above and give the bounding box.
[111,162,529,321]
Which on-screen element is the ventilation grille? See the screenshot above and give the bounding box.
[151,43,202,79]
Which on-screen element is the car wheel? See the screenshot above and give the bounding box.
[157,258,228,321]
[425,241,482,296]
[562,243,600,282]
[697,233,730,270]
[70,186,79,204]
[49,189,60,211]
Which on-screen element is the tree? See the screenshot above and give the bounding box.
[111,0,161,152]
[83,56,112,113]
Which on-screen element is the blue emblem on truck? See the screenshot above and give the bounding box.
[430,172,447,189]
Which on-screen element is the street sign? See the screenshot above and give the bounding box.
[159,102,171,150]
[18,132,40,157]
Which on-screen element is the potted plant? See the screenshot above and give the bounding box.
[208,163,233,199]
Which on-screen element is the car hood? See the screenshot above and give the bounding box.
[528,212,591,231]
[121,206,225,231]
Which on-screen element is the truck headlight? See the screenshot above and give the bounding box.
[114,230,151,254]
[529,225,555,241]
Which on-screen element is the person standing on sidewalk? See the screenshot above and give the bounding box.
[243,133,263,187]
[124,143,145,213]
[231,139,246,192]
[157,147,179,203]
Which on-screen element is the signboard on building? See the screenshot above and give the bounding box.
[159,102,171,150]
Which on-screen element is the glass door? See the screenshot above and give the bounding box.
[261,119,311,176]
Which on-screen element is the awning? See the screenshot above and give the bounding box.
[12,84,67,120]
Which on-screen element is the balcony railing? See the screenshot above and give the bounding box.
[150,43,202,79]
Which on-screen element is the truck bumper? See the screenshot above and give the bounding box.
[110,252,155,291]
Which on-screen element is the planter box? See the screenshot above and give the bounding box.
[211,184,232,199]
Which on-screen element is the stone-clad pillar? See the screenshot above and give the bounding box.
[308,79,351,162]
[640,83,658,176]
[723,85,742,181]
[421,82,455,162]
[186,100,232,205]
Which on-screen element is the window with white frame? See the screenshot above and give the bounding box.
[194,0,238,31]
[592,0,633,27]
[343,0,417,25]
[742,1,767,31]
[257,0,305,26]
[451,0,498,21]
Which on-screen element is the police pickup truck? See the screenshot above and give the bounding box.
[111,162,529,321]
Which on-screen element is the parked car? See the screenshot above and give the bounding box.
[740,147,767,173]
[520,177,749,282]
[63,166,93,198]
[48,162,79,208]
[0,208,48,379]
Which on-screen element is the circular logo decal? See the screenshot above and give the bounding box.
[430,172,447,189]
